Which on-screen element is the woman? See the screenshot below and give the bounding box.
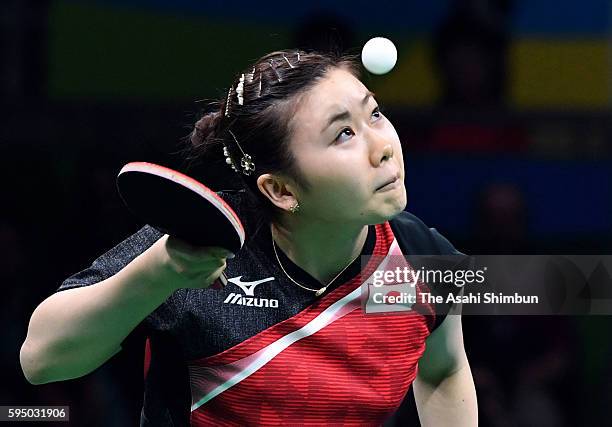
[20,50,477,426]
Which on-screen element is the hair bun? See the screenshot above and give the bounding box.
[190,111,221,148]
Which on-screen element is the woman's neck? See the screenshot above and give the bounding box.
[271,219,369,285]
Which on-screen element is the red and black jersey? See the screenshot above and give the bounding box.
[58,190,461,426]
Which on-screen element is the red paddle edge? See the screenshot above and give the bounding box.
[118,162,245,247]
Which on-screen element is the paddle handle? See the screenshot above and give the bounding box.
[210,272,228,290]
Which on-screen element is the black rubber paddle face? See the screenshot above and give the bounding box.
[117,163,244,254]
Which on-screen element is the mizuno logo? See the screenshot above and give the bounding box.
[227,276,275,296]
[224,276,279,309]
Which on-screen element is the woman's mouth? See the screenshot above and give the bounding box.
[375,174,401,192]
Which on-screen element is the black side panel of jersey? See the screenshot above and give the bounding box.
[388,211,462,331]
[140,333,190,427]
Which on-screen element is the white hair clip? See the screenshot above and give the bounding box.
[257,73,262,98]
[246,68,255,83]
[236,73,245,106]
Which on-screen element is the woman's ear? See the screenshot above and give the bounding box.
[256,173,298,212]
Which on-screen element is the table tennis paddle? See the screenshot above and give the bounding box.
[116,162,245,286]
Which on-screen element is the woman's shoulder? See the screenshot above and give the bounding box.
[388,210,461,255]
[58,224,163,292]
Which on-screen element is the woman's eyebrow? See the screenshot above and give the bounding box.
[321,91,376,133]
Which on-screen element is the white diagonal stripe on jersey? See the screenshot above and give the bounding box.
[190,238,400,411]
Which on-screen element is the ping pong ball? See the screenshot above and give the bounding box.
[361,37,397,75]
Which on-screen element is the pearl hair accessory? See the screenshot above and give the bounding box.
[223,144,238,173]
[225,130,255,176]
[224,87,232,117]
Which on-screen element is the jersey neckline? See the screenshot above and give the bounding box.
[262,224,378,294]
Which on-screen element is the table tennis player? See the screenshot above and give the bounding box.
[20,50,477,426]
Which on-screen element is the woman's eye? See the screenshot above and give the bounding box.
[333,107,382,144]
[335,128,354,143]
[371,106,382,121]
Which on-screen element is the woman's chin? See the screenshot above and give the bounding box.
[380,189,407,218]
[367,200,407,224]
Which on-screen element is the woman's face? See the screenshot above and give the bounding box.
[287,67,407,226]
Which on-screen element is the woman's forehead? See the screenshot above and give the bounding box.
[296,69,370,119]
[314,69,366,102]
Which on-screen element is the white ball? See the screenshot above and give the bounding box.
[361,37,398,75]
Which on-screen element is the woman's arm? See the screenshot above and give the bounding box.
[413,301,478,426]
[20,235,229,385]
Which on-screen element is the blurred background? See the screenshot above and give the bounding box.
[2,0,612,425]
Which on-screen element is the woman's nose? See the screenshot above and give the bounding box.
[381,144,394,162]
[369,136,394,166]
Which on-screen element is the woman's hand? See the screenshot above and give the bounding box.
[146,234,233,292]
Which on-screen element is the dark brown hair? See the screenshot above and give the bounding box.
[183,49,359,224]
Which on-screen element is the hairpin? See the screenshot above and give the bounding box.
[269,60,282,82]
[282,54,294,69]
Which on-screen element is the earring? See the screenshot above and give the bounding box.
[289,202,300,213]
